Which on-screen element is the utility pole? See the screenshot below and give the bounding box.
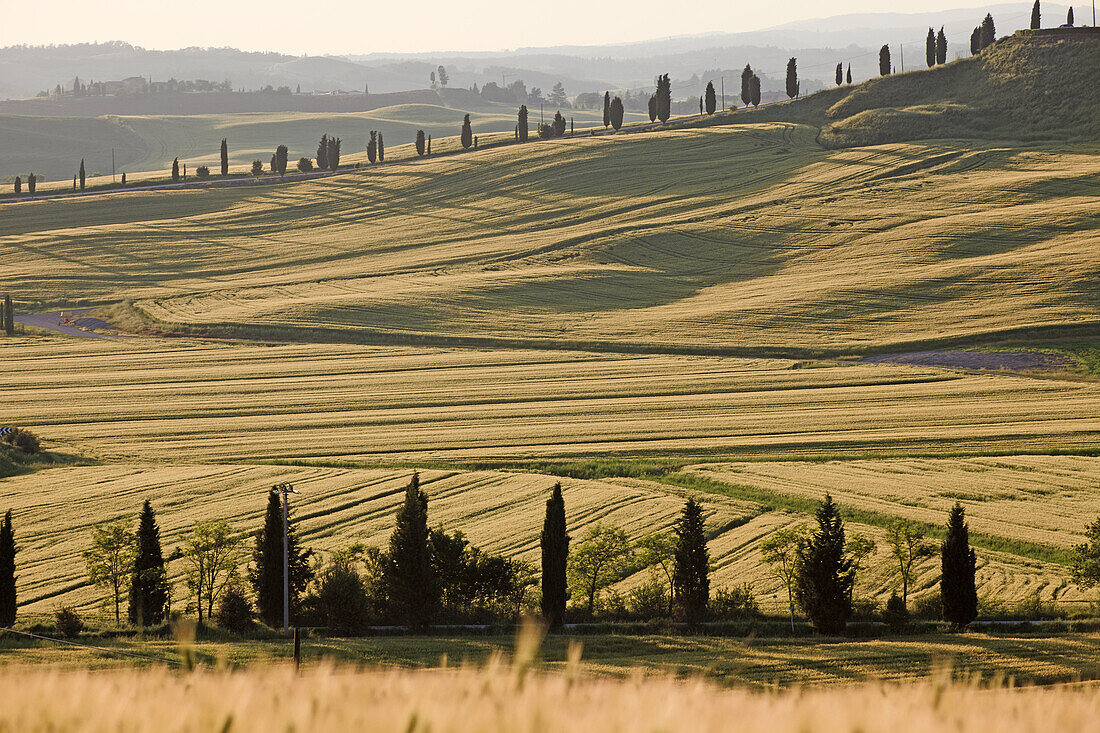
[272,482,299,632]
[111,149,115,183]
[721,76,725,110]
[900,44,904,72]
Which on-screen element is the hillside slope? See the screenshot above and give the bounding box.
[745,31,1100,147]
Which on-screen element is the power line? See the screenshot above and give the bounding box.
[0,626,183,665]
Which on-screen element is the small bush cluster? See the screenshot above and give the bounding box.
[2,428,40,454]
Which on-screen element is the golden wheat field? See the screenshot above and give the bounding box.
[0,664,1099,732]
[3,123,1098,352]
[691,456,1100,549]
[4,337,1100,463]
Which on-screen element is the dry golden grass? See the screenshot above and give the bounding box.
[0,664,1098,732]
[691,456,1100,549]
[2,123,1097,352]
[4,337,1100,463]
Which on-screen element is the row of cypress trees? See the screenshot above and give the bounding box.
[926,27,948,68]
[1,294,15,336]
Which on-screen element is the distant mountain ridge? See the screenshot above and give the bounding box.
[0,3,1070,100]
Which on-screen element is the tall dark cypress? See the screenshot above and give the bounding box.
[879,45,892,76]
[316,134,329,170]
[750,75,761,107]
[0,511,16,627]
[602,91,611,128]
[327,137,340,171]
[846,64,852,84]
[1031,0,1041,29]
[672,498,709,623]
[518,105,529,142]
[794,494,853,634]
[128,500,168,625]
[79,159,86,190]
[655,73,671,123]
[647,94,657,122]
[1067,6,1074,25]
[941,503,978,629]
[835,63,843,87]
[926,28,936,68]
[367,131,377,164]
[785,58,799,99]
[936,28,948,65]
[220,138,229,176]
[250,491,313,628]
[3,295,13,335]
[704,81,716,114]
[540,483,569,630]
[980,14,996,50]
[415,129,426,156]
[460,114,473,149]
[275,144,288,175]
[377,133,384,163]
[609,96,625,130]
[385,473,439,627]
[171,157,179,183]
[740,64,753,106]
[971,27,981,55]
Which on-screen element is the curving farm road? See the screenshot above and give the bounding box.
[14,310,115,338]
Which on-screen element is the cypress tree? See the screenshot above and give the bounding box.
[14,177,21,195]
[750,75,761,107]
[119,173,125,187]
[79,159,86,190]
[460,114,473,149]
[367,131,377,164]
[552,112,566,137]
[704,81,716,114]
[602,91,611,127]
[127,500,168,625]
[785,58,799,99]
[926,28,936,68]
[250,491,313,628]
[794,494,853,635]
[940,503,978,629]
[971,27,981,55]
[275,144,288,175]
[655,73,671,123]
[1067,6,1074,24]
[835,63,843,87]
[936,28,948,65]
[672,498,709,623]
[3,294,13,335]
[647,94,657,122]
[171,157,179,183]
[270,154,277,174]
[377,133,384,163]
[518,105,529,142]
[0,511,15,627]
[427,135,432,156]
[316,134,329,170]
[220,138,229,176]
[879,45,892,76]
[1031,0,1041,29]
[327,137,340,171]
[609,96,624,130]
[27,174,36,195]
[740,64,753,106]
[540,483,568,630]
[385,473,439,627]
[846,64,852,84]
[415,129,426,156]
[980,14,996,50]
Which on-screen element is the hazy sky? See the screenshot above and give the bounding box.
[2,0,1024,55]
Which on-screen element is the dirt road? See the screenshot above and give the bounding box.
[14,310,115,338]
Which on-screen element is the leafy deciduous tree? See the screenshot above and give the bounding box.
[761,525,807,627]
[886,519,935,605]
[568,524,632,615]
[180,519,244,625]
[84,518,136,626]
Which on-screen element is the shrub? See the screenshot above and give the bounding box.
[55,606,84,637]
[911,592,942,620]
[314,560,373,632]
[214,583,254,632]
[626,577,670,619]
[883,592,910,632]
[711,584,760,620]
[250,160,264,176]
[851,597,881,621]
[297,158,313,172]
[195,166,210,179]
[537,123,554,139]
[3,428,40,454]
